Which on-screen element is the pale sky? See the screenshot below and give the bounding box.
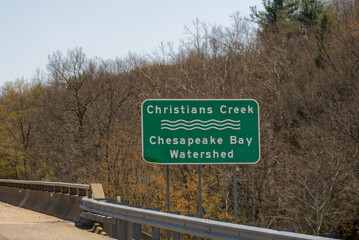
[0,0,264,87]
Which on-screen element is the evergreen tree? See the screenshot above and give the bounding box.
[298,0,325,27]
[251,0,326,33]
[250,0,299,32]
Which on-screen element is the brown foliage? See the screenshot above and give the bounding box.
[1,1,358,238]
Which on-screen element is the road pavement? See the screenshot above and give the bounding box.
[0,201,111,240]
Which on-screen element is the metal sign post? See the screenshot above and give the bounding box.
[166,165,171,240]
[233,165,238,223]
[198,165,202,218]
[166,165,170,213]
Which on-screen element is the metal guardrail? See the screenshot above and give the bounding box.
[80,198,333,240]
[0,179,90,196]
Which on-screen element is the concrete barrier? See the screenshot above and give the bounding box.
[0,180,104,222]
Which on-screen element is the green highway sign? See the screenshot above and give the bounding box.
[142,99,260,164]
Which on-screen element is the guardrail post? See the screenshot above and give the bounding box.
[127,221,134,240]
[104,220,113,237]
[131,205,142,240]
[117,219,127,240]
[134,221,141,240]
[194,214,202,240]
[102,217,117,238]
[171,211,181,240]
[173,229,181,240]
[152,207,160,240]
[112,220,118,238]
[152,226,160,240]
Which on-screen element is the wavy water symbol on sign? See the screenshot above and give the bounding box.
[161,119,241,131]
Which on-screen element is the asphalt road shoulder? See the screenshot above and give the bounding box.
[0,201,110,240]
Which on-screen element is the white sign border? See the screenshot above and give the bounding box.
[141,99,261,165]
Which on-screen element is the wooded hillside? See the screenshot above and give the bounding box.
[0,0,358,238]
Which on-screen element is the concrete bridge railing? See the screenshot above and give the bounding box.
[0,179,104,222]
